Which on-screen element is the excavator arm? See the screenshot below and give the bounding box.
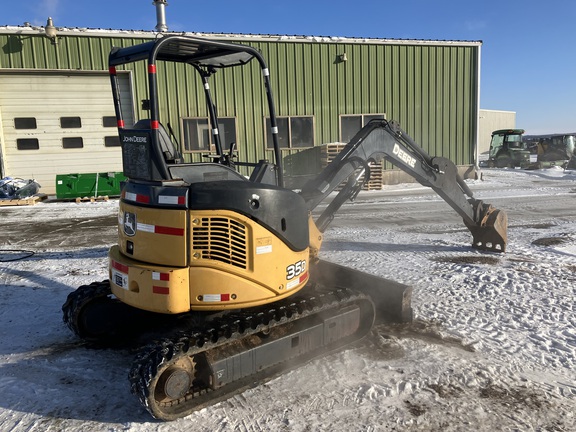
[300,119,507,252]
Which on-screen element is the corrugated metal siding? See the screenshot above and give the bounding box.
[0,33,479,179]
[251,40,478,170]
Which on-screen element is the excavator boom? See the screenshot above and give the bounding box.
[301,119,507,252]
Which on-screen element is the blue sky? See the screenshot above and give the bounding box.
[4,0,575,134]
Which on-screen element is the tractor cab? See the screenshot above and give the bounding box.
[487,129,530,168]
[536,133,576,164]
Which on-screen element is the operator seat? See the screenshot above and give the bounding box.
[131,119,182,163]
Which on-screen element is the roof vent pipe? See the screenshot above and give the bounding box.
[153,0,168,32]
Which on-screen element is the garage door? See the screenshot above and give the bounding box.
[0,71,133,194]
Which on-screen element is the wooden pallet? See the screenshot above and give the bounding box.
[0,194,47,206]
[320,143,384,190]
[75,195,109,203]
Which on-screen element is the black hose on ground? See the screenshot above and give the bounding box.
[0,249,35,262]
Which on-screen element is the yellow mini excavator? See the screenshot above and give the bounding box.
[62,35,507,420]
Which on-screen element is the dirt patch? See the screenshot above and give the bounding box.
[431,255,501,265]
[532,237,568,246]
[404,400,426,416]
[1,214,117,249]
[479,383,548,411]
[428,383,463,398]
[523,222,557,229]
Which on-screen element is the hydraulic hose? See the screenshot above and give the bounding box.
[0,249,35,262]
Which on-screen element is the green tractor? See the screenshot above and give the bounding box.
[487,129,531,168]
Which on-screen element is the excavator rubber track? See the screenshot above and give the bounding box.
[130,285,375,420]
[62,281,167,345]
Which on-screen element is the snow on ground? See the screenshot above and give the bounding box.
[0,168,575,431]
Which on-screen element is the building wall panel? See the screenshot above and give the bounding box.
[478,109,517,155]
[0,31,480,186]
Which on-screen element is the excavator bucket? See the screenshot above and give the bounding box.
[466,205,508,253]
[310,259,413,323]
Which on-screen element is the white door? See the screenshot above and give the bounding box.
[0,71,133,194]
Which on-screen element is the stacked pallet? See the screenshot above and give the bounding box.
[0,194,47,206]
[75,195,110,203]
[320,143,384,190]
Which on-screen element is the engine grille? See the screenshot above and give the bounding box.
[192,216,248,269]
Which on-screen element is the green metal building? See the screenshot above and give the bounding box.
[0,25,481,194]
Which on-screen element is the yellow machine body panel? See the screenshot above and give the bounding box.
[118,201,187,267]
[110,206,310,314]
[188,210,310,310]
[109,245,190,314]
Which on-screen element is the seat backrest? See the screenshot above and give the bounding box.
[132,119,181,163]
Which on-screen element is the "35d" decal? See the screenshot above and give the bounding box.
[286,260,306,280]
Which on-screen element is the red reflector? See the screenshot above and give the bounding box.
[151,120,159,130]
[112,260,129,273]
[117,119,125,128]
[136,194,150,204]
[153,286,169,295]
[178,196,186,205]
[221,294,230,301]
[109,66,117,74]
[155,226,184,236]
[159,273,170,281]
[148,64,157,74]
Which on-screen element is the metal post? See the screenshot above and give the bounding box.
[153,0,169,33]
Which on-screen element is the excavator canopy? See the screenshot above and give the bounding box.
[109,36,259,69]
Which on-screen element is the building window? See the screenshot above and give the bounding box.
[182,117,237,153]
[104,136,121,147]
[265,116,314,149]
[14,117,37,129]
[17,138,40,150]
[103,116,117,127]
[62,137,84,149]
[60,117,82,128]
[340,114,385,143]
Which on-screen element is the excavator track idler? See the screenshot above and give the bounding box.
[153,355,197,403]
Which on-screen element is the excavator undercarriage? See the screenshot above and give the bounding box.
[62,34,506,421]
[63,261,410,420]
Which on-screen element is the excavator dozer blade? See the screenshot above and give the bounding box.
[310,259,413,323]
[466,206,508,253]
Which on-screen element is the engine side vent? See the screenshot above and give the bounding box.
[192,217,248,269]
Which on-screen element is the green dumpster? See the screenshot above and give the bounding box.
[56,172,126,199]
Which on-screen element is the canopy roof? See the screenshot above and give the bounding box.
[109,34,261,68]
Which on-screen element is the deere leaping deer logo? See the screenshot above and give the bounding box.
[124,212,136,237]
